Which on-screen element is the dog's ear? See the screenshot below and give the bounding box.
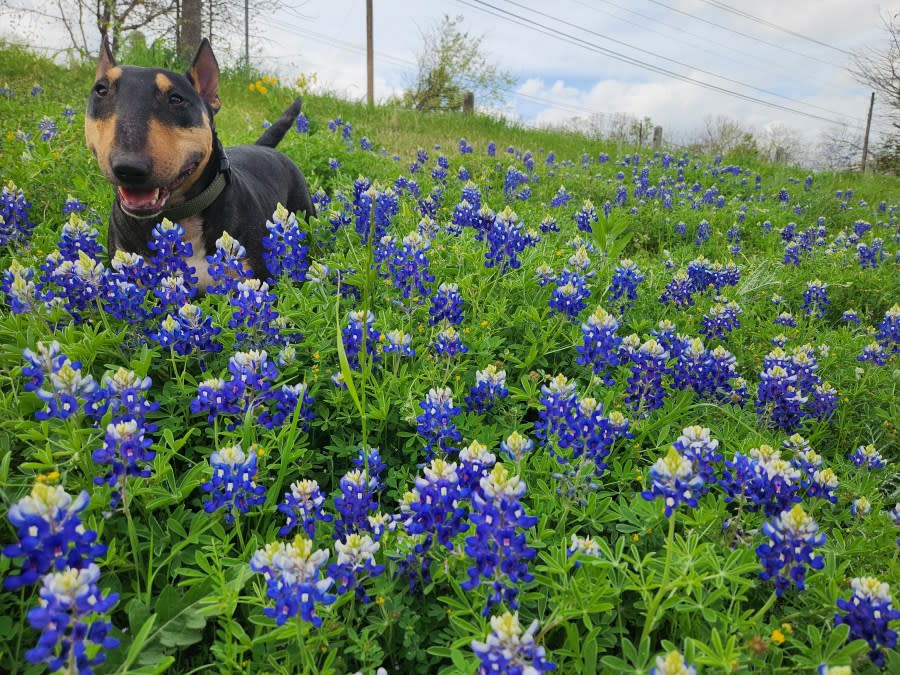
[188,38,221,113]
[96,35,115,80]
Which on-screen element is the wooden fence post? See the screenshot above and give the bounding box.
[653,126,663,149]
[462,92,474,114]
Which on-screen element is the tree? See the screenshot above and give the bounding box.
[403,14,515,112]
[850,11,900,131]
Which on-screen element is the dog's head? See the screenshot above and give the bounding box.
[85,38,222,217]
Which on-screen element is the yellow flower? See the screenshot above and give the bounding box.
[770,628,785,645]
[631,533,640,542]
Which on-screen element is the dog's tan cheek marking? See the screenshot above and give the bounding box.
[181,215,213,292]
[106,67,123,83]
[84,115,116,176]
[145,118,213,189]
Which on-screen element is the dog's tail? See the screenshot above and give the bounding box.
[255,98,303,148]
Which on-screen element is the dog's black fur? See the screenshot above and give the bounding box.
[86,38,314,286]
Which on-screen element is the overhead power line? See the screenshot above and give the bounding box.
[496,0,852,122]
[644,0,847,69]
[698,0,854,55]
[456,0,859,128]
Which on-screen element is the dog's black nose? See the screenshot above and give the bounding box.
[111,154,153,185]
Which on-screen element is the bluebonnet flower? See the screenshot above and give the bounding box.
[201,445,267,524]
[539,216,559,233]
[756,504,825,595]
[858,341,889,366]
[802,279,830,318]
[841,309,861,324]
[555,398,630,478]
[258,382,316,430]
[432,326,468,358]
[849,444,885,469]
[773,311,797,328]
[417,386,462,457]
[191,377,243,424]
[551,185,571,207]
[428,282,463,326]
[607,259,644,311]
[535,263,555,287]
[151,302,222,355]
[674,221,687,237]
[462,464,538,614]
[402,458,468,549]
[459,137,474,154]
[625,338,669,413]
[249,537,335,626]
[91,418,155,505]
[672,425,721,486]
[834,577,900,667]
[567,245,592,275]
[206,231,253,294]
[84,367,157,425]
[649,650,696,675]
[295,112,309,133]
[642,447,704,516]
[755,363,805,431]
[38,116,58,141]
[466,364,508,413]
[876,303,900,353]
[534,374,578,445]
[277,479,332,538]
[500,431,534,462]
[383,329,415,357]
[228,279,283,348]
[333,465,382,540]
[700,300,742,340]
[573,199,598,233]
[576,305,622,384]
[659,271,695,308]
[25,564,119,675]
[144,219,197,287]
[548,269,590,320]
[694,219,711,246]
[850,497,871,517]
[458,439,498,493]
[62,195,87,215]
[328,533,384,601]
[567,533,602,562]
[262,204,309,284]
[857,240,885,269]
[26,346,97,421]
[502,166,529,198]
[485,206,531,272]
[390,231,435,299]
[3,484,106,590]
[471,612,556,674]
[2,259,38,314]
[354,183,399,243]
[328,157,341,170]
[451,199,478,234]
[342,310,380,371]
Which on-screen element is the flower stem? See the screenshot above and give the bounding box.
[750,589,779,623]
[640,510,677,646]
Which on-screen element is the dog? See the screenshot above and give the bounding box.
[85,37,315,288]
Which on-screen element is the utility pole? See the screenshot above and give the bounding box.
[861,92,875,173]
[244,0,250,69]
[366,0,374,107]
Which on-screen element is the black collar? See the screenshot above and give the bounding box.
[124,152,231,222]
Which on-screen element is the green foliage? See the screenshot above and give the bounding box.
[0,44,898,675]
[401,14,517,112]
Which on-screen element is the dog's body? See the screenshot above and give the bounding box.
[86,38,314,286]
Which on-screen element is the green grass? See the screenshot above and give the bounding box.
[0,43,899,675]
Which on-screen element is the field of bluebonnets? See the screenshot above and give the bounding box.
[0,42,899,674]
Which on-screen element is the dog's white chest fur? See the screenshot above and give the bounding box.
[181,215,214,290]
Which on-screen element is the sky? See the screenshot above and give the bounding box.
[4,0,898,152]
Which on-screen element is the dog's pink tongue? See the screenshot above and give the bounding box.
[118,187,161,210]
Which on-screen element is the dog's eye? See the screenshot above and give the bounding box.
[169,93,184,106]
[94,84,108,97]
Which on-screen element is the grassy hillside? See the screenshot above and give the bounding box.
[0,43,898,674]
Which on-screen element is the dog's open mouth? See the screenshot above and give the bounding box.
[117,162,199,216]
